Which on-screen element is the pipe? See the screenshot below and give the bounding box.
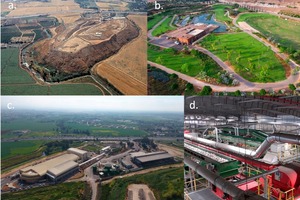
[185,132,300,159]
[184,157,244,199]
[234,168,279,185]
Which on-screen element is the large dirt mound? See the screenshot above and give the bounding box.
[31,19,139,80]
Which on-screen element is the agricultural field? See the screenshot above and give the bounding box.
[237,13,300,55]
[94,15,147,95]
[152,16,176,36]
[1,25,22,43]
[100,167,183,200]
[200,32,286,82]
[1,141,45,159]
[1,48,103,95]
[2,182,91,200]
[1,48,35,84]
[148,13,166,30]
[1,140,46,172]
[148,44,223,79]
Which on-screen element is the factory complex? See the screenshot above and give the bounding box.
[20,148,88,183]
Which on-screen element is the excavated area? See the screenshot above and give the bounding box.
[29,18,139,81]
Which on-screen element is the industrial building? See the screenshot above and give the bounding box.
[67,148,88,161]
[166,23,219,45]
[131,151,175,167]
[20,148,88,183]
[184,96,300,200]
[20,154,79,183]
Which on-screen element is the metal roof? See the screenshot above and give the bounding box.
[135,152,173,163]
[68,148,87,155]
[47,160,79,177]
[20,154,79,177]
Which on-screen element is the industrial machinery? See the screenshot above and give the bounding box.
[184,96,300,200]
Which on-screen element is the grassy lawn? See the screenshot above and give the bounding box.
[1,48,35,84]
[100,167,183,200]
[148,44,223,79]
[200,33,286,82]
[237,13,300,53]
[152,16,176,36]
[2,182,91,200]
[148,13,166,30]
[212,4,232,23]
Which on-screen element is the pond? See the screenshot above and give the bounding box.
[192,13,227,33]
[180,15,190,26]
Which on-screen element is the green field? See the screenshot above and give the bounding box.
[200,33,286,82]
[1,48,103,95]
[148,13,166,30]
[148,44,223,79]
[1,25,22,43]
[237,13,300,54]
[152,16,176,36]
[212,4,232,23]
[1,48,35,84]
[1,140,46,172]
[100,167,183,200]
[1,141,45,159]
[2,182,91,200]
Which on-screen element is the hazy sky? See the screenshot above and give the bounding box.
[1,96,183,112]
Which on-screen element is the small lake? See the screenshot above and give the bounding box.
[180,15,190,26]
[191,13,227,33]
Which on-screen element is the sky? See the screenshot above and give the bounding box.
[1,96,183,113]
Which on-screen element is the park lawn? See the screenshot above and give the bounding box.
[100,167,183,200]
[212,4,233,23]
[200,32,286,82]
[2,182,90,200]
[1,48,35,84]
[148,44,223,78]
[148,13,166,30]
[152,16,176,36]
[237,13,300,52]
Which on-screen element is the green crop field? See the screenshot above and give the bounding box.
[148,13,166,30]
[2,182,91,200]
[148,44,223,78]
[237,13,300,53]
[212,4,232,23]
[200,33,286,82]
[1,48,103,95]
[1,141,45,159]
[1,48,35,84]
[100,167,183,200]
[1,25,22,43]
[152,16,176,36]
[2,84,102,95]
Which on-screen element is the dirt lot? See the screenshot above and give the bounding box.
[96,1,128,10]
[126,184,156,200]
[94,15,147,95]
[157,143,184,159]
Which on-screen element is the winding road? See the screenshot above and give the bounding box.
[148,12,300,92]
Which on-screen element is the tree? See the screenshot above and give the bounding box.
[181,63,189,73]
[186,83,194,91]
[200,85,212,96]
[234,90,241,96]
[289,84,296,91]
[259,89,267,96]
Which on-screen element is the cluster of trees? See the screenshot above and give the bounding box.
[139,137,157,151]
[55,120,90,135]
[44,140,74,155]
